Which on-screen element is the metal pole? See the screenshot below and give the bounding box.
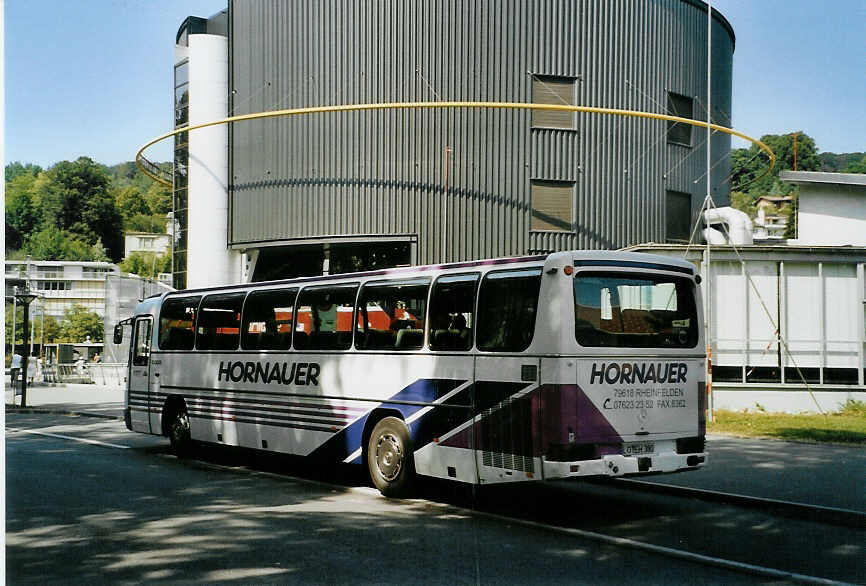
[20,300,30,408]
[705,2,714,422]
[11,289,18,358]
[29,305,35,355]
[442,146,452,262]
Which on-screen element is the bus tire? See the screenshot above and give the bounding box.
[367,417,414,498]
[166,403,193,457]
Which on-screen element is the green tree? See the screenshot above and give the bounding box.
[5,161,42,182]
[126,213,168,233]
[119,251,171,279]
[819,151,866,172]
[730,132,820,196]
[3,305,61,360]
[729,191,757,218]
[40,314,64,344]
[782,195,799,239]
[843,155,866,174]
[60,305,104,343]
[39,157,124,261]
[144,182,172,215]
[115,185,151,221]
[5,304,25,350]
[23,227,110,262]
[5,173,41,251]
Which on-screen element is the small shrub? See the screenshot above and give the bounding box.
[838,399,866,417]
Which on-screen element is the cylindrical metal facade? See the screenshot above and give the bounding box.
[228,0,734,265]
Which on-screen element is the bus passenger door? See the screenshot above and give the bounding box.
[128,317,153,433]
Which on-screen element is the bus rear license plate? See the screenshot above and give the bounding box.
[623,441,655,456]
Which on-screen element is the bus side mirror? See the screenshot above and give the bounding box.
[113,324,124,345]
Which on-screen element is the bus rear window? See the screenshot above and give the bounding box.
[574,272,698,348]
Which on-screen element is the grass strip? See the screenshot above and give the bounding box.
[708,400,866,445]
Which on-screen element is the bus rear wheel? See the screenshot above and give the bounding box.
[367,417,414,498]
[167,405,193,457]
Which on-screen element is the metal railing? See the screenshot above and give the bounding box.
[40,363,127,387]
[137,155,173,185]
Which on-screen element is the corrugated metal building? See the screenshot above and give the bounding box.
[177,0,735,285]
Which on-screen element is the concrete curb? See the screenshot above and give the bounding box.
[5,405,122,421]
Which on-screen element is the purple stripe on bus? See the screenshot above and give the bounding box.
[538,384,622,446]
[439,384,622,454]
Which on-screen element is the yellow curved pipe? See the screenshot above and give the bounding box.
[137,101,775,187]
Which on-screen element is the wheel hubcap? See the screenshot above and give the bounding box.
[375,433,402,481]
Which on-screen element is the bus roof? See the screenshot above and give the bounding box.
[150,249,695,301]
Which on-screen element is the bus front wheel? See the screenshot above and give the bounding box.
[167,404,193,457]
[367,417,414,498]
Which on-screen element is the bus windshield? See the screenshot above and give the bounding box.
[573,271,698,348]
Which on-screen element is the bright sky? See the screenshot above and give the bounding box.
[4,0,864,169]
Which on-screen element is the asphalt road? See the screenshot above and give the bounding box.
[5,413,863,585]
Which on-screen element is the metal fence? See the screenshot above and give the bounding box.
[41,363,127,387]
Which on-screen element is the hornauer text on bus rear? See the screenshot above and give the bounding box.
[116,250,708,497]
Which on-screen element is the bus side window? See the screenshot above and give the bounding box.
[294,283,358,350]
[159,295,201,350]
[196,292,246,351]
[241,288,298,351]
[428,273,479,351]
[476,268,542,352]
[355,278,430,351]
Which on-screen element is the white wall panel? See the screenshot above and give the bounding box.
[745,261,778,367]
[823,263,859,368]
[783,262,821,368]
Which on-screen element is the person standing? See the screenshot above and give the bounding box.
[10,351,23,394]
[27,352,39,384]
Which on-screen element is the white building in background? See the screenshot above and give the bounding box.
[780,171,866,246]
[5,260,119,318]
[629,243,866,412]
[752,195,792,240]
[124,231,171,257]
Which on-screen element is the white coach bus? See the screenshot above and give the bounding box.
[116,250,707,497]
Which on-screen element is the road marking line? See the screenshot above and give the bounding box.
[6,428,131,450]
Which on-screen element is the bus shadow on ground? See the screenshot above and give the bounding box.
[8,431,862,584]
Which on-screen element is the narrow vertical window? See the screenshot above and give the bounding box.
[666,190,692,243]
[667,92,694,146]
